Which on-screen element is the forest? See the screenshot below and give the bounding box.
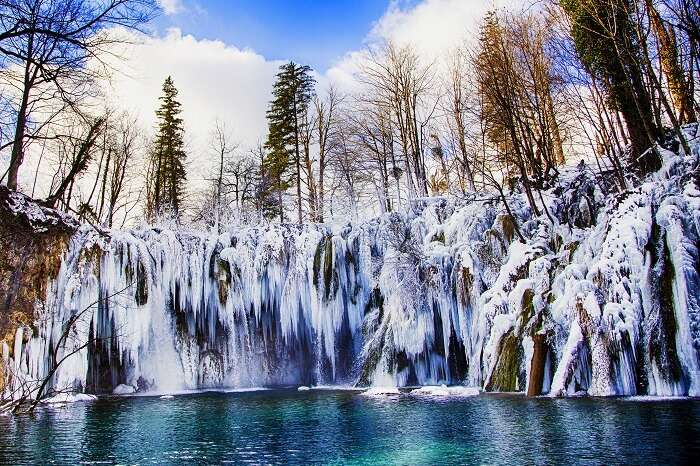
[1,0,697,230]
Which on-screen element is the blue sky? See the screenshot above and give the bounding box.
[156,0,411,71]
[102,0,496,180]
[17,0,499,191]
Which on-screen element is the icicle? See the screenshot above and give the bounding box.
[6,141,700,398]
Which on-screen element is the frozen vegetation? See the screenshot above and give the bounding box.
[2,126,700,400]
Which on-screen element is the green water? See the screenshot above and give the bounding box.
[1,390,698,465]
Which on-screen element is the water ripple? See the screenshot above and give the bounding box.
[0,390,699,465]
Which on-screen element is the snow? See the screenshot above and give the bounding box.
[4,126,700,399]
[43,393,98,404]
[113,384,137,395]
[2,188,80,232]
[361,387,401,397]
[411,385,480,398]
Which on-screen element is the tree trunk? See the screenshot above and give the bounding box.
[7,57,34,191]
[318,155,325,223]
[527,333,547,396]
[45,119,104,208]
[153,150,163,219]
[98,148,112,222]
[647,0,696,124]
[613,41,662,173]
[303,141,317,222]
[217,146,224,230]
[278,173,284,223]
[293,100,302,224]
[544,87,565,166]
[455,111,475,191]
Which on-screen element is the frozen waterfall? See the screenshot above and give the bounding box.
[3,141,700,399]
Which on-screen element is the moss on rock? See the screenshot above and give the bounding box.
[458,267,474,308]
[312,236,325,288]
[486,331,523,392]
[497,214,517,244]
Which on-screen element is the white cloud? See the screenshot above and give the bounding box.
[101,1,516,186]
[3,0,525,206]
[106,0,517,185]
[106,28,282,183]
[370,0,489,56]
[326,0,515,91]
[158,0,183,16]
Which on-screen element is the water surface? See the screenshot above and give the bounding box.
[1,390,699,465]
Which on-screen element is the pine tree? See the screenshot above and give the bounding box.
[263,62,316,222]
[147,76,187,221]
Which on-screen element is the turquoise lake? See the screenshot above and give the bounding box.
[1,389,699,465]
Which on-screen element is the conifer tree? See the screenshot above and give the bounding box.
[263,62,316,222]
[147,76,188,221]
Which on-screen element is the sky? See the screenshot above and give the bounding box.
[153,0,398,71]
[103,0,509,184]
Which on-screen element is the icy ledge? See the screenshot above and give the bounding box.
[361,387,401,397]
[410,385,480,398]
[43,393,98,404]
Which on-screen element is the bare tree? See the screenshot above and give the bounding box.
[443,47,477,192]
[222,151,258,222]
[345,100,398,214]
[312,87,342,222]
[209,119,237,230]
[45,115,105,209]
[359,41,436,200]
[0,0,157,191]
[646,0,696,124]
[327,122,372,222]
[90,112,145,227]
[299,104,318,221]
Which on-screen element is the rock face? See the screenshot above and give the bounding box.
[2,129,700,398]
[0,186,77,395]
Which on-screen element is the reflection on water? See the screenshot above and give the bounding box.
[1,391,699,465]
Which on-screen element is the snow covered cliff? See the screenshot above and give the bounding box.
[3,127,700,398]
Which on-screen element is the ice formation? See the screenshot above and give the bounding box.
[3,126,700,399]
[410,385,480,397]
[361,387,401,397]
[42,393,97,404]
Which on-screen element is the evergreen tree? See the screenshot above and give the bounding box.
[147,76,187,221]
[263,62,316,222]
